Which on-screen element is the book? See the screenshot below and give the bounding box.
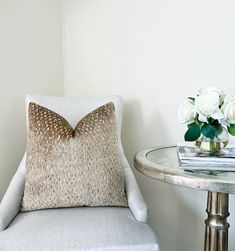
[177,145,235,171]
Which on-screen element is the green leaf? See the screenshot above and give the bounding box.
[228,124,235,136]
[187,122,197,128]
[208,117,218,125]
[201,123,216,139]
[188,97,195,102]
[184,125,201,141]
[195,116,202,126]
[214,124,223,135]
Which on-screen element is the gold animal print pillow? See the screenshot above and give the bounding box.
[21,102,128,211]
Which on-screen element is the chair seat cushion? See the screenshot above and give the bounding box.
[0,207,159,251]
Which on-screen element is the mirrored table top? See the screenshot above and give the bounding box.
[134,145,235,193]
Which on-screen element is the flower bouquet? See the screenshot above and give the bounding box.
[178,87,235,152]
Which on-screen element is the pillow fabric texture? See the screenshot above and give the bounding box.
[21,102,127,211]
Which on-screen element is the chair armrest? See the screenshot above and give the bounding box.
[123,164,148,223]
[0,153,26,231]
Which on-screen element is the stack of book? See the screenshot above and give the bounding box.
[177,145,235,171]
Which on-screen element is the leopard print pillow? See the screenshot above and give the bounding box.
[21,102,127,211]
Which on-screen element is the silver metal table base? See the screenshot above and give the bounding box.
[134,146,235,251]
[204,192,230,251]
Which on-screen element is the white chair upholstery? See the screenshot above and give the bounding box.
[0,95,160,251]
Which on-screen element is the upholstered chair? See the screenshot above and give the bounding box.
[0,95,159,251]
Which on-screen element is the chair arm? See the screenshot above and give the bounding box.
[123,166,148,223]
[0,153,26,231]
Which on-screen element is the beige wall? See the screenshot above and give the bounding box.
[0,0,64,199]
[63,1,235,250]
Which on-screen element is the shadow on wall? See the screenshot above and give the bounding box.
[121,98,204,251]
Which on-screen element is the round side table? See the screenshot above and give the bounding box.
[134,145,235,251]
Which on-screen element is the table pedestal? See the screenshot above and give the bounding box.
[204,192,230,251]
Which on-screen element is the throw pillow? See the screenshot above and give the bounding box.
[21,102,127,211]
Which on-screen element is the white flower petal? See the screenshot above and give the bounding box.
[211,110,224,120]
[195,92,220,116]
[178,99,196,124]
[198,113,208,122]
[222,95,235,124]
[198,86,223,96]
[218,119,230,126]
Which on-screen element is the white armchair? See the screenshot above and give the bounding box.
[0,95,160,251]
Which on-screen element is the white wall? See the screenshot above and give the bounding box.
[0,0,64,199]
[63,1,235,250]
